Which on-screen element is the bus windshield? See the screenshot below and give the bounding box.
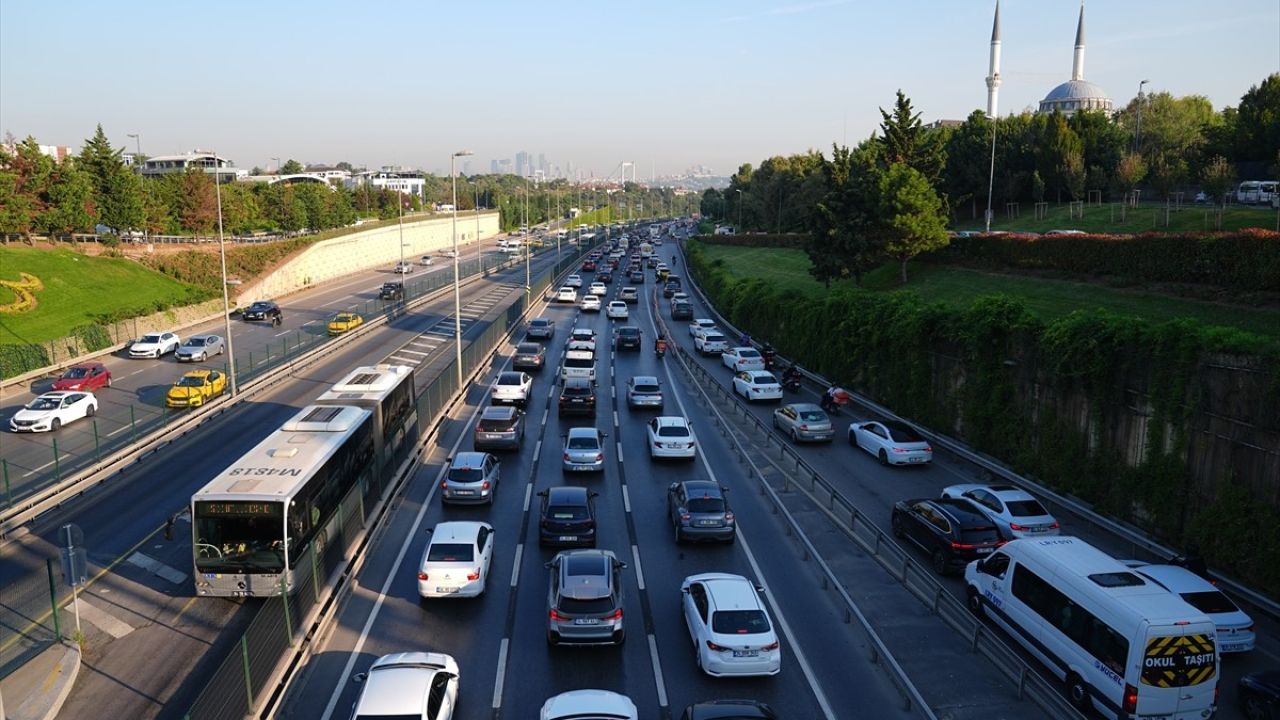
[193,501,286,574]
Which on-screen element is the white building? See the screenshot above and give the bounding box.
[1037,4,1112,116]
[346,170,425,198]
[140,151,247,183]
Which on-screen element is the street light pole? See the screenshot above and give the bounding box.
[126,133,141,163]
[271,157,281,174]
[397,194,406,271]
[735,189,743,232]
[214,154,237,397]
[475,186,482,271]
[524,176,531,303]
[451,150,473,387]
[1134,79,1150,152]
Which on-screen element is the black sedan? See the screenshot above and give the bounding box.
[538,487,598,548]
[242,300,282,324]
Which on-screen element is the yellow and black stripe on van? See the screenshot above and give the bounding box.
[1141,634,1217,687]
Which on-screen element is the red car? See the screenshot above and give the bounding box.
[52,362,112,391]
[581,260,596,272]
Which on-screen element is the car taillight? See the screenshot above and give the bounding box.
[799,424,809,430]
[892,447,908,453]
[607,609,623,621]
[595,453,603,461]
[1123,683,1138,713]
[706,640,728,652]
[440,481,448,489]
[679,513,690,521]
[550,609,566,621]
[724,512,735,523]
[563,453,571,461]
[417,571,429,580]
[951,542,976,550]
[762,641,780,651]
[467,569,481,581]
[481,481,491,490]
[1009,523,1027,532]
[924,446,933,452]
[1049,521,1060,530]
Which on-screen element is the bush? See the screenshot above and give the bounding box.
[693,233,808,248]
[0,343,51,378]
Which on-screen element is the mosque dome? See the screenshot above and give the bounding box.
[1039,79,1113,115]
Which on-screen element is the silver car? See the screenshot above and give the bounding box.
[441,451,500,505]
[772,402,834,442]
[545,549,626,646]
[175,334,225,362]
[562,427,606,473]
[625,376,663,410]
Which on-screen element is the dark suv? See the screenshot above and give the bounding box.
[545,549,626,646]
[671,301,693,320]
[242,300,282,324]
[681,700,778,720]
[558,377,596,416]
[538,486,598,547]
[891,497,1003,575]
[379,282,404,301]
[473,405,525,451]
[613,326,641,351]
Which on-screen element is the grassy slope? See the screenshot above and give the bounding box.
[0,246,208,345]
[698,244,1280,341]
[951,202,1279,234]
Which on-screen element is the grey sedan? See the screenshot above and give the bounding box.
[771,402,834,442]
[175,334,225,362]
[562,427,606,473]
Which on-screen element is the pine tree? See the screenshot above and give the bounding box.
[78,125,143,233]
[877,90,946,185]
[39,160,96,234]
[877,163,949,284]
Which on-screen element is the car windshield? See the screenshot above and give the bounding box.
[188,338,209,347]
[563,386,592,397]
[531,320,550,327]
[798,410,827,422]
[754,375,777,385]
[176,376,207,387]
[516,344,540,354]
[140,334,162,344]
[887,424,925,443]
[705,335,725,343]
[1179,590,1239,614]
[498,374,523,385]
[1006,499,1049,517]
[687,497,724,513]
[426,543,474,562]
[567,437,598,450]
[449,468,483,482]
[28,397,61,410]
[657,425,689,438]
[249,303,272,311]
[712,610,770,635]
[618,329,639,337]
[334,314,355,322]
[547,505,588,520]
[63,368,89,378]
[477,417,515,431]
[959,526,1001,544]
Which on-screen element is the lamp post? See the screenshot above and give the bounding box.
[451,150,473,387]
[126,133,141,164]
[735,189,743,232]
[271,157,281,174]
[213,154,237,397]
[1134,79,1150,152]
[524,175,531,303]
[397,193,406,271]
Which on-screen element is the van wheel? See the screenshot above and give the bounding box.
[966,588,983,616]
[891,514,905,539]
[931,548,949,575]
[1065,673,1091,712]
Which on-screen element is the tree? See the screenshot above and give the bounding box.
[1036,111,1083,201]
[942,111,995,220]
[876,90,945,185]
[178,168,217,233]
[1233,73,1280,162]
[78,125,143,232]
[1112,152,1147,201]
[0,138,53,236]
[1200,156,1236,206]
[39,160,96,234]
[280,159,304,175]
[805,143,883,287]
[877,163,949,284]
[1063,151,1087,201]
[1148,153,1187,200]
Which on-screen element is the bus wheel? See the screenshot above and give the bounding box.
[1065,673,1091,712]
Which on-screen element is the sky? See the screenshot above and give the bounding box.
[2,1,1277,179]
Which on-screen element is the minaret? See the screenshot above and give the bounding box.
[1071,2,1086,81]
[985,1,1002,118]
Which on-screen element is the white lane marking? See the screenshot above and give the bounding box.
[491,637,510,708]
[533,439,542,458]
[126,368,148,377]
[106,426,130,437]
[388,356,421,366]
[21,457,61,477]
[509,544,524,588]
[630,544,646,591]
[523,483,533,513]
[546,385,555,400]
[395,349,429,357]
[274,330,290,337]
[126,552,187,584]
[622,484,631,513]
[615,441,624,461]
[66,596,134,639]
[646,633,669,708]
[613,410,619,428]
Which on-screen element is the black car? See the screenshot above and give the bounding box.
[538,486,598,547]
[891,497,1003,575]
[614,326,642,351]
[512,342,546,371]
[473,405,525,451]
[662,281,680,298]
[379,282,404,301]
[242,300,282,324]
[681,699,778,720]
[671,301,693,320]
[597,270,614,284]
[558,377,596,416]
[1239,671,1280,720]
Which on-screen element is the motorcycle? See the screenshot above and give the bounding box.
[820,387,850,414]
[655,342,668,360]
[761,346,777,370]
[782,373,802,393]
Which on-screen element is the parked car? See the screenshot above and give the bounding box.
[562,426,606,473]
[771,402,833,442]
[241,301,282,324]
[668,480,734,544]
[681,573,780,677]
[52,362,111,391]
[379,282,405,301]
[418,521,494,599]
[732,370,782,402]
[1123,561,1255,653]
[491,371,533,407]
[175,334,225,362]
[165,369,228,408]
[473,405,525,452]
[626,376,663,410]
[891,497,1003,574]
[558,377,596,417]
[541,690,637,720]
[348,653,459,720]
[940,484,1060,538]
[613,326,642,351]
[129,331,180,359]
[849,420,933,465]
[10,391,97,433]
[512,342,546,371]
[327,312,364,336]
[545,549,627,646]
[537,486,599,547]
[647,416,697,460]
[527,317,555,340]
[441,451,500,505]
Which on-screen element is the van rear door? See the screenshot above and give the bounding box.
[1137,621,1217,718]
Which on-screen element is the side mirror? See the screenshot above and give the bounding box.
[537,489,548,497]
[590,491,600,498]
[668,482,679,491]
[544,561,554,569]
[721,485,730,493]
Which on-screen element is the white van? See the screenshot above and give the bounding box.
[561,349,596,384]
[1236,180,1278,205]
[965,537,1218,719]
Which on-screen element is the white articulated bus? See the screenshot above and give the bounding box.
[965,536,1218,719]
[315,364,416,474]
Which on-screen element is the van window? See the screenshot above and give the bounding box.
[1011,564,1130,676]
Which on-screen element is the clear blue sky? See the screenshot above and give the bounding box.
[2,1,1276,178]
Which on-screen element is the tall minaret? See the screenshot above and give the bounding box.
[985,1,1002,118]
[1071,2,1086,81]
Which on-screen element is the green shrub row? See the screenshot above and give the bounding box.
[932,229,1280,292]
[693,233,808,248]
[0,343,51,379]
[139,237,314,293]
[684,239,1280,596]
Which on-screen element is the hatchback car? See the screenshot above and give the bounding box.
[565,274,583,288]
[619,287,639,304]
[567,327,597,352]
[349,652,459,720]
[417,521,495,599]
[558,377,597,417]
[540,690,637,720]
[52,362,111,392]
[732,371,782,402]
[176,334,225,362]
[689,319,716,337]
[327,312,364,336]
[241,301,282,324]
[10,392,97,433]
[562,427,606,473]
[166,369,228,408]
[663,282,680,298]
[581,295,602,312]
[940,484,1060,538]
[606,301,629,320]
[473,406,525,451]
[681,573,781,677]
[537,486,598,547]
[891,497,1003,574]
[772,403,833,442]
[588,282,608,296]
[393,260,415,274]
[721,346,765,372]
[647,416,697,460]
[556,286,578,304]
[129,331,181,358]
[613,326,642,351]
[680,700,777,720]
[597,270,614,284]
[1125,562,1255,653]
[527,317,555,340]
[512,342,546,371]
[545,549,627,646]
[626,376,663,410]
[629,270,645,283]
[668,481,735,544]
[491,371,532,407]
[849,420,933,465]
[441,452,500,505]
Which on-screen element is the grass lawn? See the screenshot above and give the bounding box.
[952,202,1280,234]
[0,246,210,345]
[697,244,1280,341]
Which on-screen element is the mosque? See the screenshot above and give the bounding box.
[985,2,1114,118]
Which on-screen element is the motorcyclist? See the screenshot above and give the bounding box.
[655,334,669,356]
[761,342,776,367]
[783,364,802,384]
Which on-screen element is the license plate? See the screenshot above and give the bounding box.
[435,586,460,593]
[484,434,503,440]
[558,535,576,542]
[732,650,759,658]
[697,520,719,527]
[573,618,600,625]
[909,457,923,463]
[453,490,474,495]
[1222,643,1245,652]
[813,434,831,440]
[976,547,993,554]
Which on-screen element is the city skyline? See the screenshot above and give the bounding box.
[1,1,1276,177]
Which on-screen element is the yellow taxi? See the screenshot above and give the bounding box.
[166,369,227,408]
[327,312,364,336]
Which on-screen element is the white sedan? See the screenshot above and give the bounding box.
[940,483,1059,538]
[565,274,583,288]
[732,371,782,402]
[606,301,629,320]
[350,652,459,719]
[1123,562,1255,654]
[646,416,696,459]
[581,295,602,312]
[721,346,765,372]
[689,319,716,337]
[556,286,578,304]
[129,331,181,359]
[588,282,608,296]
[848,420,933,466]
[681,573,781,677]
[541,691,637,720]
[10,391,98,432]
[418,521,495,599]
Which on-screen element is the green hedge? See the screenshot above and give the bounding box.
[931,228,1280,292]
[0,343,51,379]
[685,239,1280,596]
[693,233,808,248]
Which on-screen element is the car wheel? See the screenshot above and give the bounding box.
[878,449,889,466]
[50,418,61,431]
[891,514,905,539]
[1241,694,1268,720]
[966,588,983,616]
[791,429,799,443]
[105,376,112,388]
[1065,674,1091,713]
[198,352,207,362]
[772,415,779,429]
[931,548,949,575]
[85,405,95,418]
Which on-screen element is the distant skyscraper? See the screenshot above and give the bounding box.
[515,151,529,178]
[491,159,500,174]
[499,159,512,175]
[538,153,547,175]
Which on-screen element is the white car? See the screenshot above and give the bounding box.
[129,331,181,358]
[420,255,435,266]
[689,319,716,337]
[721,346,765,372]
[491,371,533,406]
[556,286,578,304]
[588,282,608,296]
[567,327,597,352]
[672,292,689,303]
[606,301,629,320]
[646,416,697,459]
[9,391,98,433]
[1122,562,1255,654]
[393,261,415,274]
[581,295,602,312]
[732,370,782,402]
[695,332,728,355]
[681,573,781,677]
[848,420,933,466]
[940,483,1060,538]
[349,652,459,719]
[565,274,583,288]
[417,521,494,599]
[540,690,637,720]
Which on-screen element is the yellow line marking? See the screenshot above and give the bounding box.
[169,596,198,625]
